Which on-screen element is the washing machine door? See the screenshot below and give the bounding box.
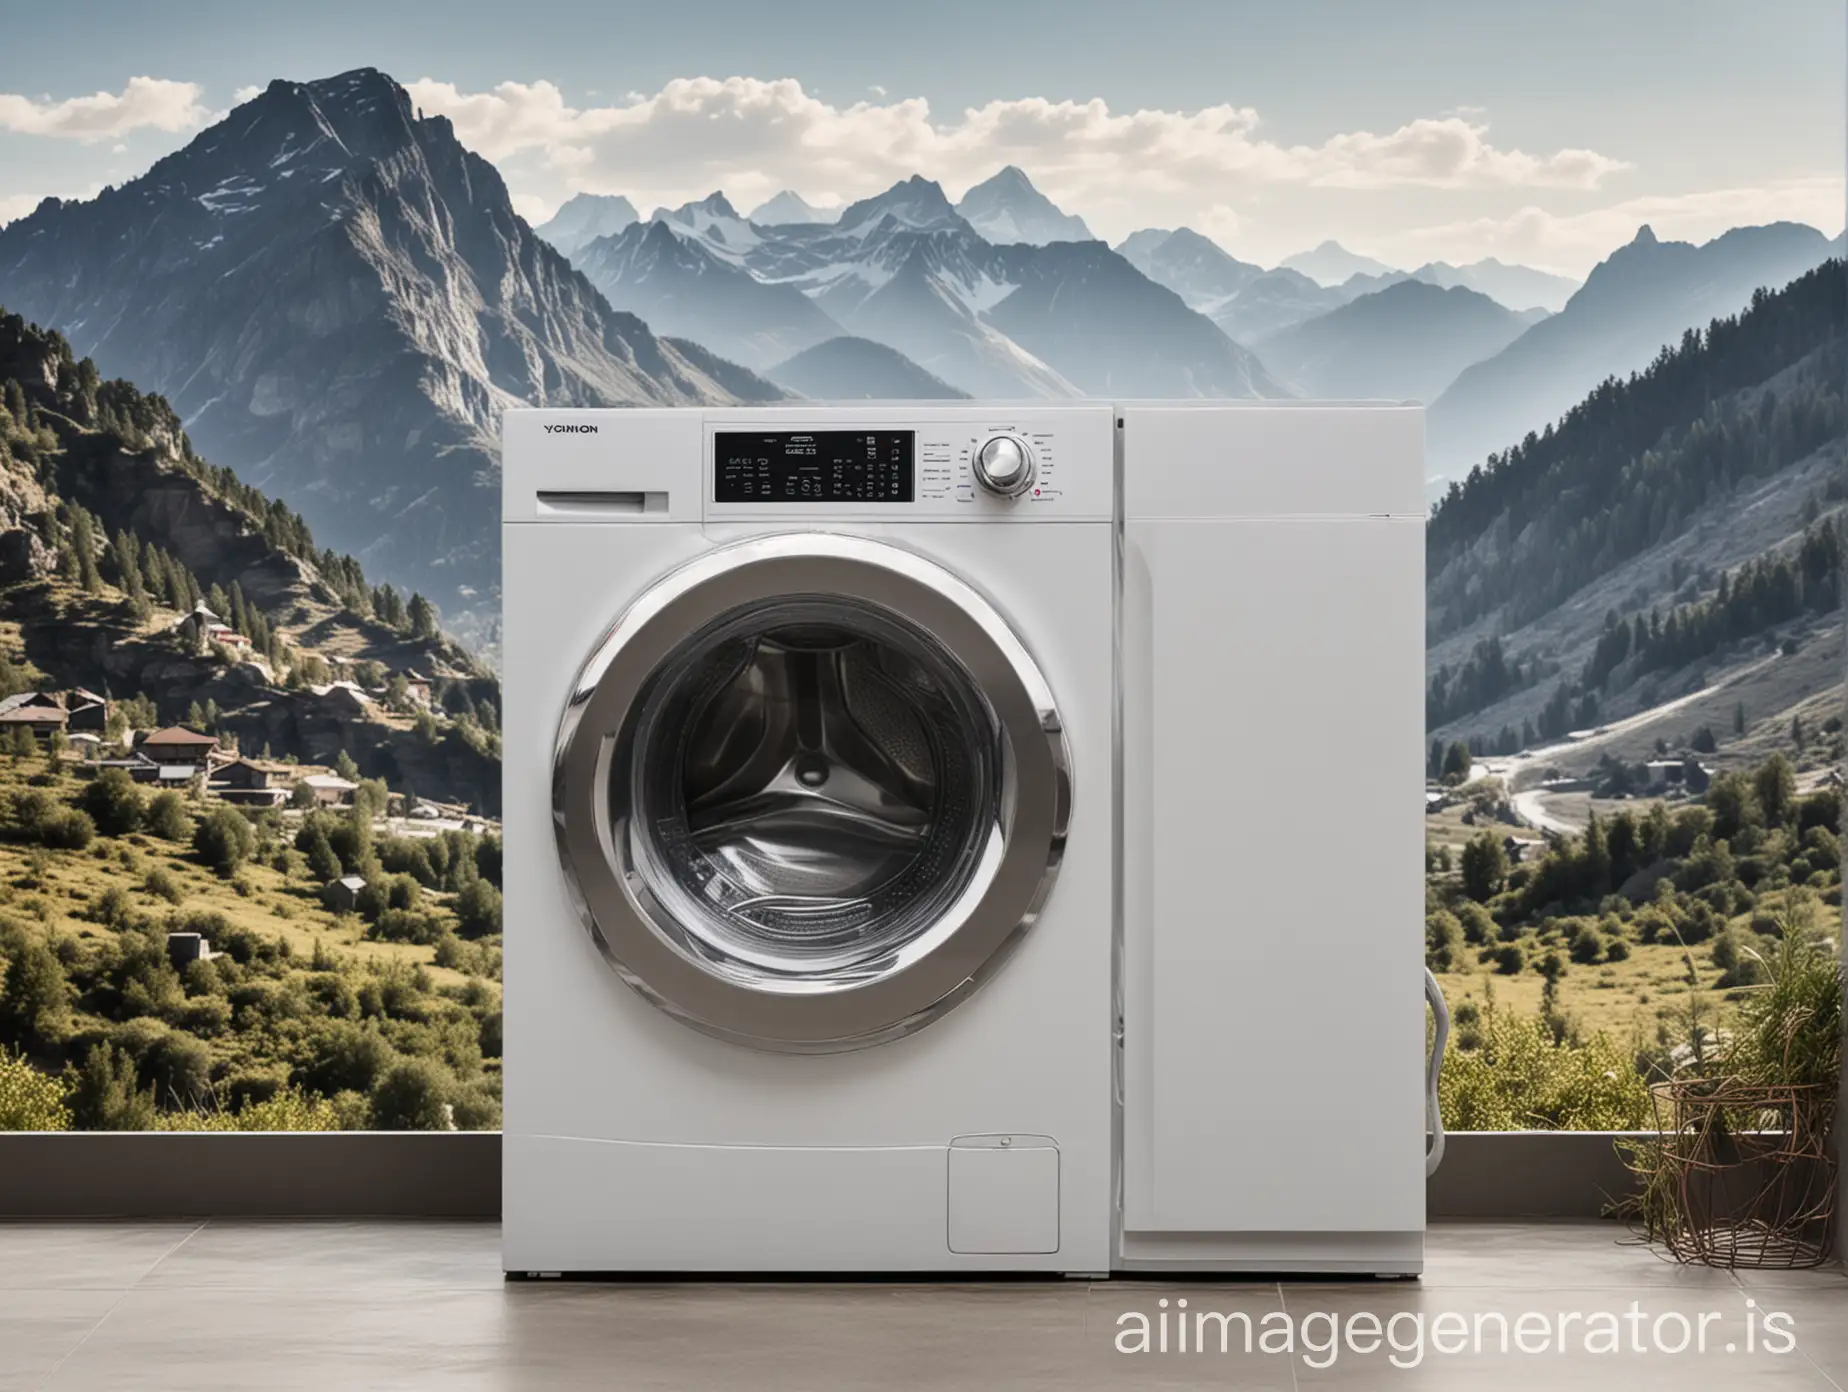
[552,532,1071,1052]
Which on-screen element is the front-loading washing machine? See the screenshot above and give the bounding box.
[501,404,1116,1274]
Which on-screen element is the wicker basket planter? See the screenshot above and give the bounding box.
[1637,1078,1836,1269]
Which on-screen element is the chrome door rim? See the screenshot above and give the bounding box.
[553,533,1071,1052]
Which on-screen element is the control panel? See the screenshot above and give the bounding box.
[714,430,915,504]
[704,408,1111,521]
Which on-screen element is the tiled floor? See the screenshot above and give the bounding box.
[0,1220,1842,1389]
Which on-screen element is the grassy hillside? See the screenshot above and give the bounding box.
[0,747,502,1130]
[1424,754,1841,1129]
[0,309,507,1130]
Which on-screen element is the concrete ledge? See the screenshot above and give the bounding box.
[0,1132,501,1217]
[1429,1131,1639,1219]
[0,1130,1640,1220]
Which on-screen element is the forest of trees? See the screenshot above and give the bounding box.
[0,309,456,657]
[1427,260,1847,644]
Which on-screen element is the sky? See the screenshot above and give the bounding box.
[0,0,1841,275]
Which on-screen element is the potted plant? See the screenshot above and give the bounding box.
[1625,896,1841,1268]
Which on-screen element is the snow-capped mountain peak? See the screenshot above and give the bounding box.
[650,191,761,258]
[955,166,1093,246]
[535,192,638,257]
[837,175,964,233]
[749,190,841,226]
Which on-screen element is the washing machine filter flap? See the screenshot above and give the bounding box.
[552,532,1070,1052]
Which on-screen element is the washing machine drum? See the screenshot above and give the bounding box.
[553,533,1071,1052]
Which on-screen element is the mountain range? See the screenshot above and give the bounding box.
[1425,259,1844,769]
[0,70,779,639]
[568,174,1278,398]
[1427,222,1843,483]
[0,62,1838,668]
[1256,279,1536,403]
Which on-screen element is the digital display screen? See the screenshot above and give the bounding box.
[714,431,915,503]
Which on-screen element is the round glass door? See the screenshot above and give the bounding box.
[553,533,1070,1052]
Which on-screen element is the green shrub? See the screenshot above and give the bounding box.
[371,908,443,945]
[143,791,192,841]
[368,1057,453,1131]
[156,1087,343,1132]
[89,885,134,929]
[454,879,502,938]
[0,938,71,1051]
[297,1020,396,1095]
[1439,1003,1651,1130]
[192,807,255,875]
[143,867,184,904]
[65,1043,158,1130]
[1492,943,1525,975]
[7,789,53,840]
[0,1048,70,1130]
[80,768,145,835]
[39,808,95,851]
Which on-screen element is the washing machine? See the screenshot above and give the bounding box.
[501,405,1116,1274]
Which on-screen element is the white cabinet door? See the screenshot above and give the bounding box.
[1122,514,1426,1235]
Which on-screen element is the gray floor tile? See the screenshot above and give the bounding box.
[1421,1220,1750,1290]
[135,1219,503,1291]
[0,1290,122,1392]
[44,1284,1111,1392]
[0,1223,201,1290]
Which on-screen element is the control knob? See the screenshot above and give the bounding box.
[973,436,1034,496]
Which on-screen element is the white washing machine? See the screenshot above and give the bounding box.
[501,405,1116,1274]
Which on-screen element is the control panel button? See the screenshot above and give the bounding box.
[974,436,1034,496]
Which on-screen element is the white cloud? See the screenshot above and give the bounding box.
[508,191,551,224]
[0,76,208,142]
[1197,203,1244,243]
[233,85,262,104]
[1402,178,1846,275]
[405,75,1631,221]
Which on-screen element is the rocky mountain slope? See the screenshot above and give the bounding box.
[1427,222,1839,486]
[768,337,968,399]
[1424,260,1845,760]
[0,69,780,642]
[0,307,502,813]
[1257,280,1534,402]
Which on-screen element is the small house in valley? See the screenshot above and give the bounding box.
[324,875,368,913]
[139,727,219,765]
[166,932,219,968]
[298,772,359,807]
[209,757,289,807]
[0,700,68,742]
[65,698,107,733]
[310,681,376,719]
